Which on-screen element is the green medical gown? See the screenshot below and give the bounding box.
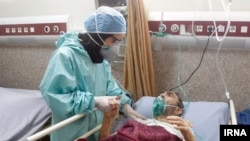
[39,32,131,141]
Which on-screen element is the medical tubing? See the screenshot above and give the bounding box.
[153,33,191,111]
[175,34,190,109]
[210,0,231,99]
[169,37,210,92]
[215,39,230,99]
[158,11,166,32]
[191,0,209,41]
[153,32,204,141]
[194,131,204,141]
[160,11,163,26]
[208,0,232,42]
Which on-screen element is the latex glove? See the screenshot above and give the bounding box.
[122,104,147,121]
[94,96,120,112]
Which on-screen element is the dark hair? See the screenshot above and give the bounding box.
[78,33,112,47]
[174,91,185,116]
[78,33,112,63]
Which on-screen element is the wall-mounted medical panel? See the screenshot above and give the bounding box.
[0,23,67,36]
[0,15,71,44]
[148,11,250,49]
[148,11,250,37]
[148,21,250,37]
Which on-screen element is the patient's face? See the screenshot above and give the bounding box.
[160,91,179,106]
[160,91,182,116]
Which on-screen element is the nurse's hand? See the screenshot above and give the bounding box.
[104,101,120,120]
[108,96,121,109]
[95,96,120,112]
[122,104,147,121]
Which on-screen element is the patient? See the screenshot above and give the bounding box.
[99,91,196,141]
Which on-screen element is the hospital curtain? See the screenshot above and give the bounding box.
[123,0,156,101]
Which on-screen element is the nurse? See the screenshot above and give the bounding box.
[39,6,146,141]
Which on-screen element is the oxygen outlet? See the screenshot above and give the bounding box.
[171,24,179,32]
[44,26,50,33]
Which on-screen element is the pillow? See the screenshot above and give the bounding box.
[133,96,155,118]
[133,96,230,141]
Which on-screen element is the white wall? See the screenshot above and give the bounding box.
[0,0,249,31]
[143,0,250,12]
[0,0,97,31]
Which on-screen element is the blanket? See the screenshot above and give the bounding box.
[100,120,182,141]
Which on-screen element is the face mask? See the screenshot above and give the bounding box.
[152,96,166,117]
[96,33,112,50]
[152,96,178,117]
[102,45,110,50]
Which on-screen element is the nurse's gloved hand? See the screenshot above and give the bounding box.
[94,96,121,112]
[122,104,147,121]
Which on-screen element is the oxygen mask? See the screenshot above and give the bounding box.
[152,96,166,117]
[152,95,179,117]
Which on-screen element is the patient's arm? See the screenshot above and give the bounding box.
[99,97,120,140]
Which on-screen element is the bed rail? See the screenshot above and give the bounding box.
[229,99,237,125]
[74,124,102,141]
[26,108,99,141]
[26,100,237,140]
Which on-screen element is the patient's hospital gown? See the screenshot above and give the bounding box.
[39,32,131,141]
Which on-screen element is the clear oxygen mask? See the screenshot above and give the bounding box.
[152,96,166,117]
[152,95,179,117]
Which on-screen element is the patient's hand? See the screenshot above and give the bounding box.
[99,96,121,140]
[104,106,119,120]
[105,96,121,119]
[166,116,196,141]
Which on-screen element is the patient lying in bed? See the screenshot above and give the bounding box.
[99,91,196,141]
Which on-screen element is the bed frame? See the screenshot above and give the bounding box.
[25,96,237,141]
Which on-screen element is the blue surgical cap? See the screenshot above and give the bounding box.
[84,6,126,34]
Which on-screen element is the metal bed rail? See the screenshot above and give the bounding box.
[26,108,99,141]
[229,99,237,125]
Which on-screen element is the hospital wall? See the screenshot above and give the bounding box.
[0,0,250,113]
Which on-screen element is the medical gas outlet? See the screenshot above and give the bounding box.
[171,24,179,33]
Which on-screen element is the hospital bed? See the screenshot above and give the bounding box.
[0,87,51,141]
[130,96,237,141]
[25,94,237,141]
